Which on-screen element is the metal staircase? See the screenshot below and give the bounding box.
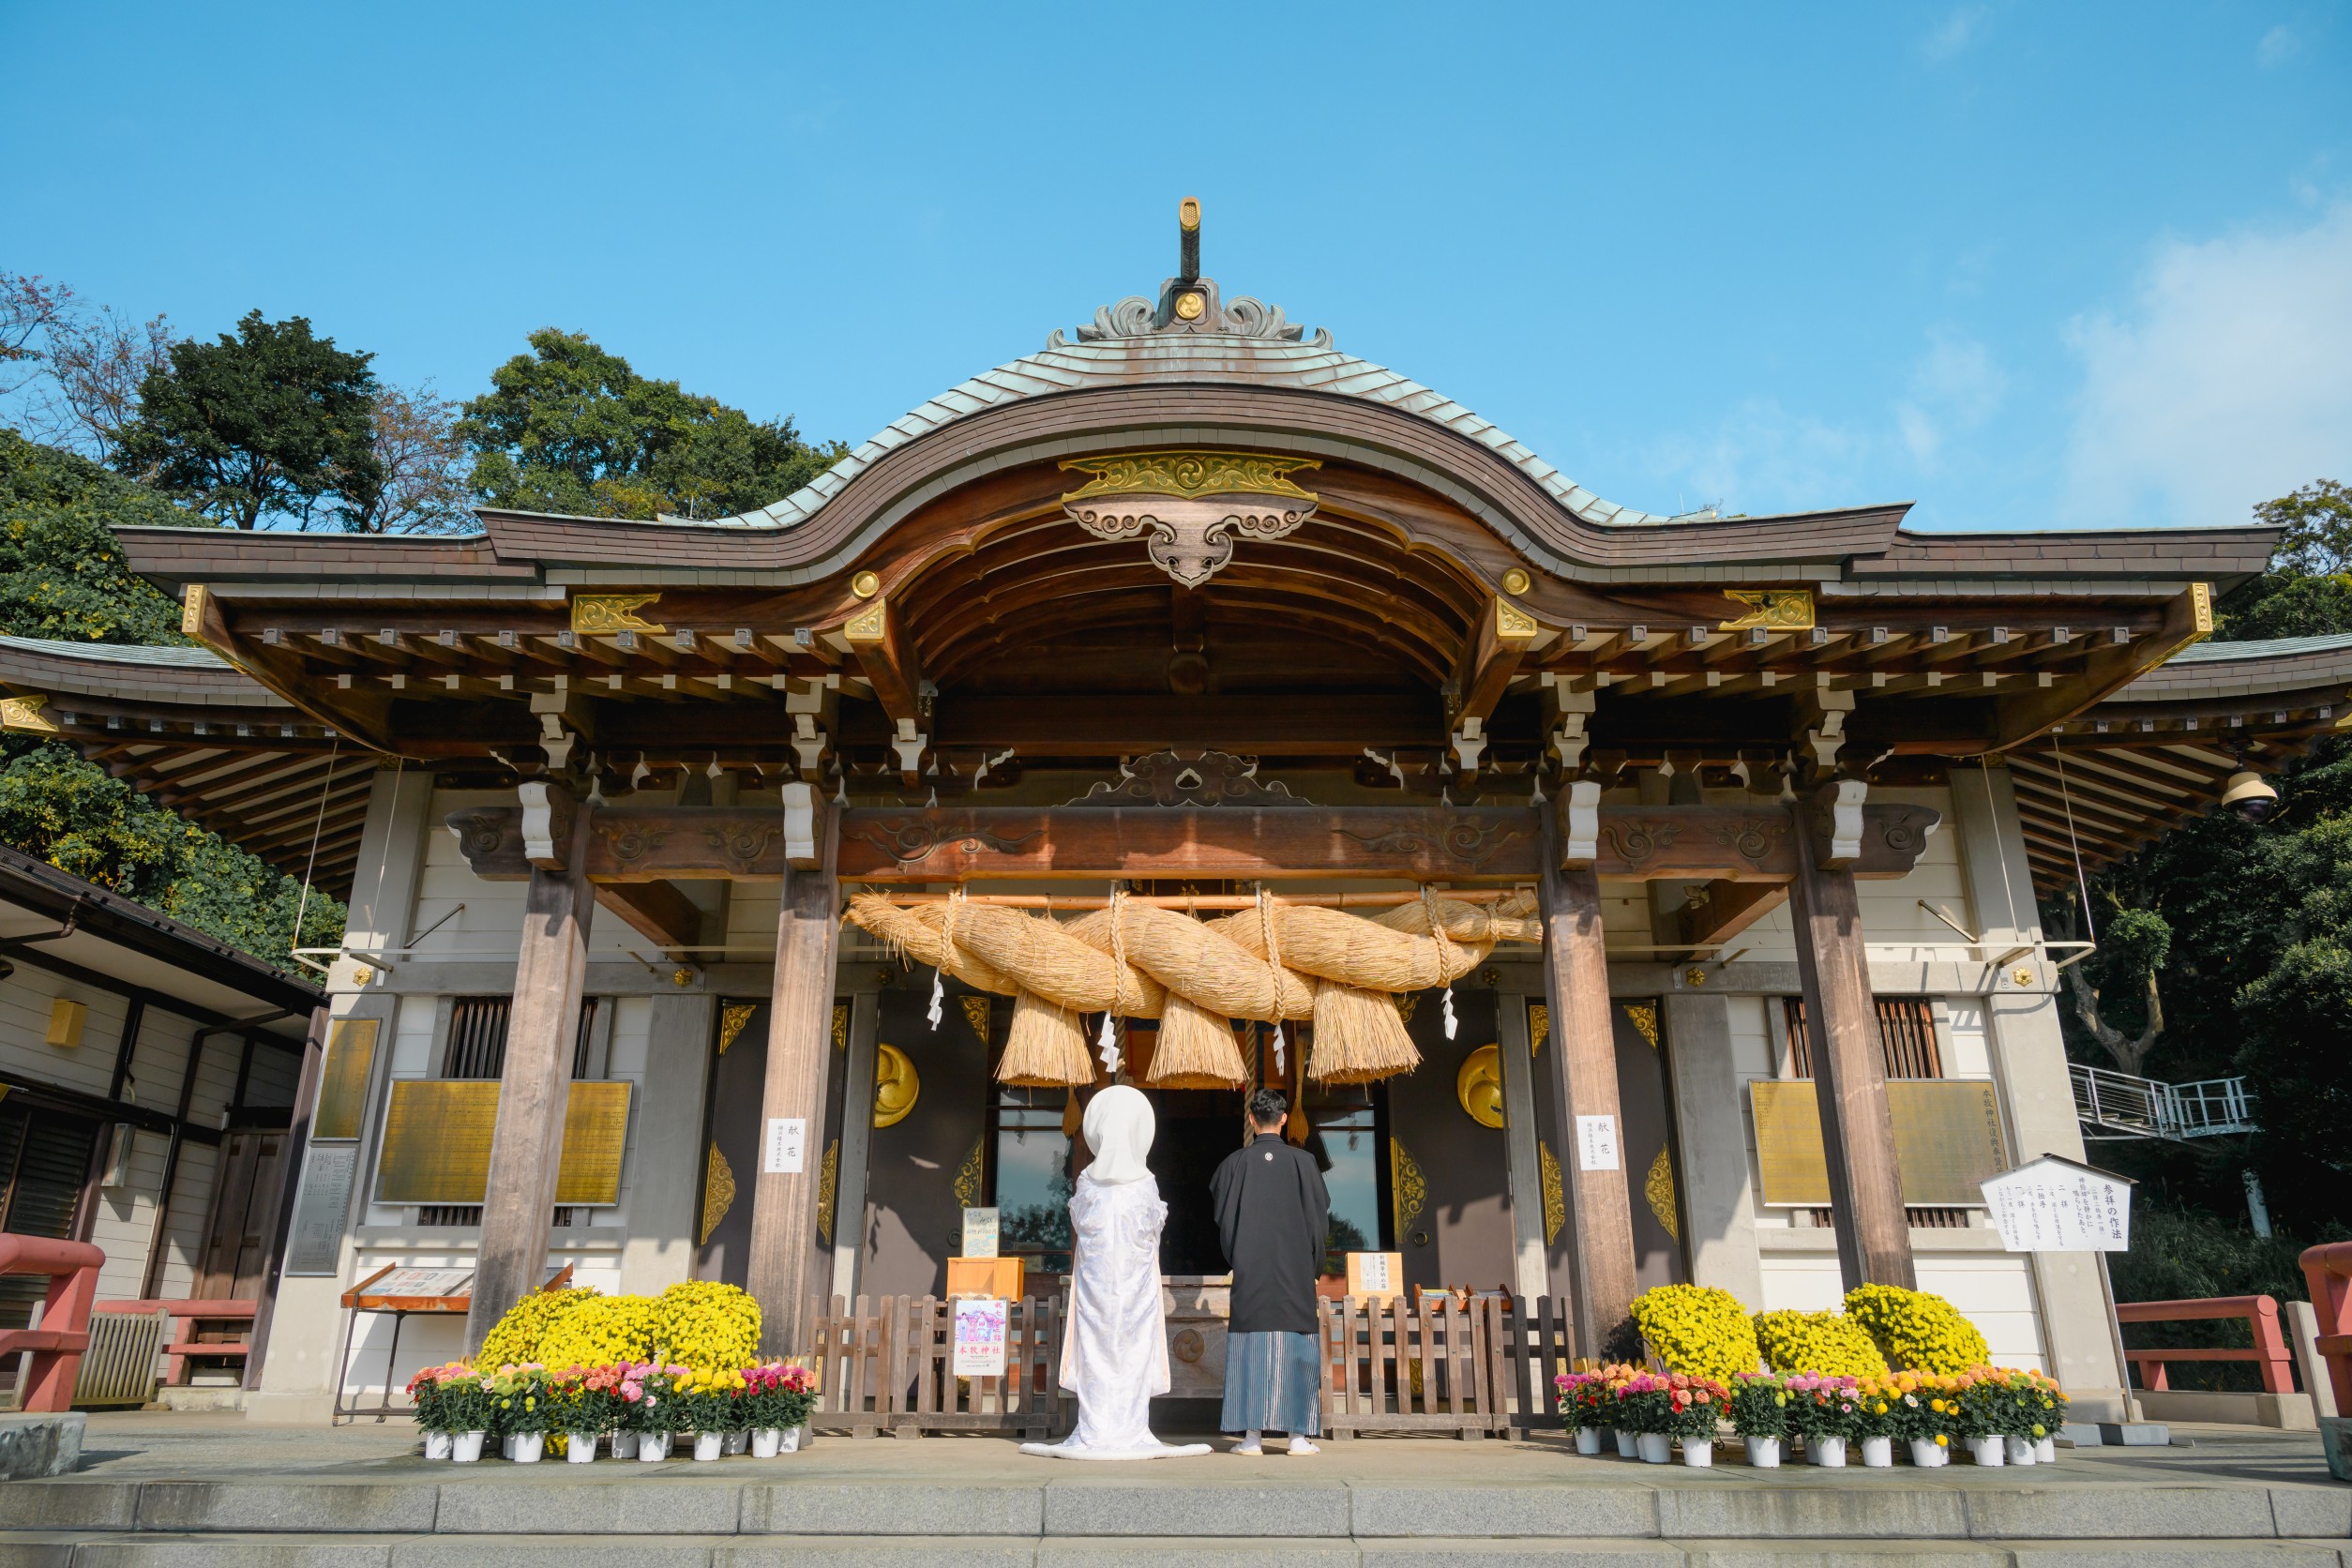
[2072,1063,2257,1140]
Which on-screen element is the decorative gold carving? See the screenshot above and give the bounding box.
[952,1131,985,1209]
[314,1018,379,1140]
[1389,1138,1427,1238]
[959,995,991,1049]
[718,1003,758,1056]
[1623,1002,1660,1051]
[699,1142,735,1245]
[374,1079,631,1205]
[1538,1141,1565,1245]
[1528,1002,1549,1057]
[180,582,207,638]
[1749,1078,2007,1207]
[571,594,665,635]
[843,597,887,643]
[1060,450,1320,505]
[874,1043,919,1127]
[851,570,882,599]
[1068,749,1306,807]
[1501,567,1532,596]
[815,1138,839,1245]
[1495,598,1539,641]
[1718,589,1815,631]
[1173,292,1205,322]
[2191,580,2214,636]
[1646,1147,1680,1241]
[0,695,57,733]
[832,1003,851,1052]
[1455,1043,1504,1128]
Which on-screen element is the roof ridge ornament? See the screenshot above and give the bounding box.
[1061,449,1320,588]
[1065,197,1327,347]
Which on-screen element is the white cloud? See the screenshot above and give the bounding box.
[1896,328,2005,464]
[2061,205,2352,527]
[2257,24,2298,66]
[1643,399,1873,517]
[1923,5,1990,61]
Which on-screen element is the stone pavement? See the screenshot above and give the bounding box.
[0,1413,2344,1565]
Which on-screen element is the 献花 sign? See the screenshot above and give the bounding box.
[1980,1154,2133,1252]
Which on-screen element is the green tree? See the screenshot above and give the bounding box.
[2216,480,2352,641]
[460,328,844,520]
[114,310,381,529]
[0,427,207,643]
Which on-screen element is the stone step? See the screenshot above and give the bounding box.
[0,1532,2346,1567]
[1,1475,2345,1545]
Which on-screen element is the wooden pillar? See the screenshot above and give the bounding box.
[1538,812,1641,1357]
[465,785,596,1352]
[1789,781,1915,1291]
[746,784,840,1358]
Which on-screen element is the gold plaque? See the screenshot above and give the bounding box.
[1749,1078,2007,1208]
[1495,598,1539,641]
[2191,580,2213,636]
[571,594,665,635]
[1455,1044,1504,1128]
[874,1042,919,1127]
[373,1079,633,1206]
[1059,450,1320,505]
[1718,589,1815,631]
[0,695,57,734]
[851,570,881,599]
[1500,567,1532,596]
[180,583,208,639]
[843,598,887,643]
[314,1018,379,1140]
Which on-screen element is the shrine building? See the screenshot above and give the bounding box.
[4,204,2320,1426]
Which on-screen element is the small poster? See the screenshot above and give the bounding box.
[1576,1114,1620,1171]
[1346,1250,1404,1301]
[962,1206,1000,1259]
[953,1297,1008,1377]
[763,1117,807,1175]
[1981,1154,2133,1252]
[284,1144,357,1276]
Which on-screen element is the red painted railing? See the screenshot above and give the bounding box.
[96,1298,260,1385]
[2301,1242,2352,1415]
[2115,1294,2298,1394]
[0,1233,105,1413]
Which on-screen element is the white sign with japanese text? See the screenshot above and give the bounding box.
[1981,1155,2133,1252]
[1576,1114,1621,1171]
[763,1117,807,1176]
[953,1297,1008,1376]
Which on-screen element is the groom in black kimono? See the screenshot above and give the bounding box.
[1211,1088,1331,1455]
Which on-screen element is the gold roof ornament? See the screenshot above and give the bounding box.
[1718,589,1814,631]
[1061,450,1321,589]
[572,594,666,636]
[0,695,57,734]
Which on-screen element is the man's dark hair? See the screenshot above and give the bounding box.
[1247,1089,1288,1127]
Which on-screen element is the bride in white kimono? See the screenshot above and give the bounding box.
[1020,1085,1210,1461]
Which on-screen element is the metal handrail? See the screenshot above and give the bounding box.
[2072,1063,2257,1140]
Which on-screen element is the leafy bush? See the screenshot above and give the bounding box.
[1628,1283,1760,1382]
[1843,1285,1988,1374]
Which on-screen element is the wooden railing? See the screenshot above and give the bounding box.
[0,1233,104,1413]
[1319,1293,1513,1439]
[2302,1243,2352,1418]
[804,1294,1062,1439]
[96,1298,259,1386]
[2116,1294,2298,1394]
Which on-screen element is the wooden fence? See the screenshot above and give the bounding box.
[804,1294,1063,1439]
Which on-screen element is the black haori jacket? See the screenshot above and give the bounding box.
[1211,1132,1332,1335]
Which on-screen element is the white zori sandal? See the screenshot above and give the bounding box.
[1287,1437,1319,1455]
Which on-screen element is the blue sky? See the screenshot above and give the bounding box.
[4,1,2347,532]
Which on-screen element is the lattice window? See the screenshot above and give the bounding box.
[1781,996,1942,1079]
[441,997,601,1079]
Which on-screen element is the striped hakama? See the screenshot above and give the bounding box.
[1219,1330,1321,1436]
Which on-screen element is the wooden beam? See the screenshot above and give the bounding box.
[1536,833,1641,1358]
[595,880,702,949]
[464,787,594,1352]
[846,596,923,727]
[1788,783,1914,1293]
[1677,880,1788,948]
[1451,596,1536,781]
[746,786,838,1358]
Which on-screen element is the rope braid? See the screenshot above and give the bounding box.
[1259,886,1288,1076]
[1425,885,1459,1039]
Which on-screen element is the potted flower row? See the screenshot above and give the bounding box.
[408,1361,817,1463]
[1556,1366,2065,1470]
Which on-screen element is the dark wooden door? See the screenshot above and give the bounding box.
[195,1128,289,1299]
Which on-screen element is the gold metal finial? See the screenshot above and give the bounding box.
[1180,196,1200,232]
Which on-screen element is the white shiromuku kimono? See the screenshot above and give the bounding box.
[1020,1086,1210,1461]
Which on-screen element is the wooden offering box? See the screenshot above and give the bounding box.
[944,1256,1025,1301]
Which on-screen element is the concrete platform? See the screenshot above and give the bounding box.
[0,1413,2342,1565]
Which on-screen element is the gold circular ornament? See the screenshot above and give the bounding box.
[850,570,882,600]
[2011,965,2036,988]
[873,1043,920,1127]
[1501,567,1532,596]
[1684,965,1710,987]
[350,963,373,988]
[1174,292,1205,322]
[1455,1043,1505,1128]
[671,967,695,987]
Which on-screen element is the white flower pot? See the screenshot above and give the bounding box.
[1862,1436,1893,1469]
[2005,1435,2036,1466]
[610,1431,640,1459]
[1967,1436,2005,1465]
[566,1430,598,1463]
[1681,1437,1714,1468]
[723,1429,749,1455]
[512,1432,544,1464]
[1743,1436,1781,1468]
[751,1428,783,1458]
[1614,1428,1639,1457]
[423,1431,453,1461]
[1636,1432,1672,1465]
[693,1431,725,1462]
[784,1425,807,1452]
[637,1431,671,1462]
[452,1431,486,1464]
[501,1432,518,1460]
[1907,1438,1948,1468]
[2035,1436,2057,1463]
[1575,1425,1602,1455]
[1810,1435,1847,1467]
